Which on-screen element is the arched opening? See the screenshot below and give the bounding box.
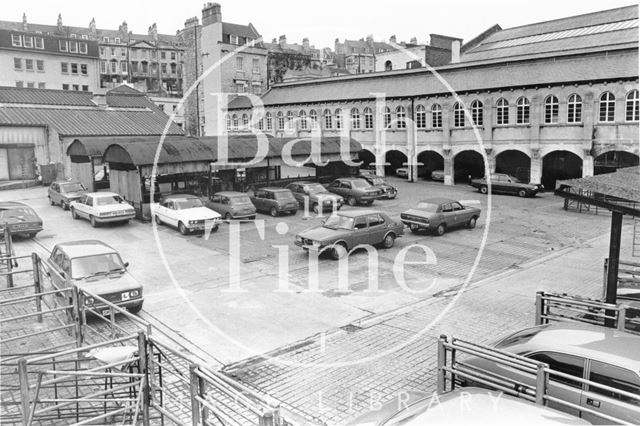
[453,150,484,183]
[357,149,376,169]
[542,151,582,189]
[385,150,407,176]
[495,150,531,182]
[417,151,444,179]
[594,151,639,175]
[385,60,392,71]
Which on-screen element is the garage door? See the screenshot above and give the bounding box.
[0,149,9,180]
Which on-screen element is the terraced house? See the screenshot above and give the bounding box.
[227,5,639,189]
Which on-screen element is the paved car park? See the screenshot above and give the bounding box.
[0,178,621,367]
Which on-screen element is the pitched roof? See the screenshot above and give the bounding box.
[557,166,640,205]
[106,85,164,112]
[0,86,95,106]
[461,5,638,63]
[222,22,260,39]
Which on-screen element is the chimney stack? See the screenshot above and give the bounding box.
[278,35,286,46]
[148,23,158,42]
[57,13,63,33]
[119,21,128,38]
[184,16,199,28]
[22,13,28,32]
[451,40,461,63]
[389,35,396,44]
[302,37,309,49]
[410,37,417,45]
[89,17,96,35]
[202,2,222,26]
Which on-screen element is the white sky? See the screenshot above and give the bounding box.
[4,0,637,48]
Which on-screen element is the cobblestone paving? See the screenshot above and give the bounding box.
[224,218,635,425]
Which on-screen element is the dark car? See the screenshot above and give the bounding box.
[326,178,384,206]
[285,181,344,214]
[470,173,543,197]
[295,210,404,260]
[48,181,87,210]
[205,191,257,220]
[0,202,43,238]
[250,187,299,217]
[43,240,143,315]
[358,174,398,199]
[400,198,481,236]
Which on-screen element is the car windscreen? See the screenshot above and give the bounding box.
[305,184,326,193]
[229,195,252,204]
[60,183,86,193]
[416,203,439,212]
[96,195,125,206]
[273,192,295,201]
[351,180,370,189]
[0,207,37,218]
[71,253,125,279]
[370,178,385,185]
[494,326,543,349]
[174,198,203,209]
[323,215,354,230]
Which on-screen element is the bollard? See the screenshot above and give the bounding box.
[18,358,30,424]
[436,335,448,394]
[5,227,14,288]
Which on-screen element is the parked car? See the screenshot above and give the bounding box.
[395,167,409,178]
[470,173,543,197]
[348,387,589,425]
[48,181,87,210]
[250,187,299,217]
[462,322,640,424]
[285,181,344,214]
[44,240,143,314]
[205,192,256,220]
[70,192,136,227]
[0,202,43,238]
[295,210,404,260]
[401,198,481,236]
[326,178,384,206]
[151,194,222,235]
[430,170,445,182]
[358,174,398,199]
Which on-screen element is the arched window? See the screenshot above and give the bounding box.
[471,100,483,126]
[626,90,639,122]
[496,98,509,125]
[350,108,361,130]
[232,114,239,131]
[364,107,373,129]
[335,108,343,129]
[516,97,530,124]
[276,111,285,130]
[225,113,231,131]
[265,112,273,130]
[431,104,442,128]
[599,92,615,122]
[241,114,249,130]
[385,60,392,71]
[323,109,333,129]
[286,111,294,131]
[257,114,264,130]
[567,94,582,123]
[415,105,426,129]
[544,95,559,124]
[383,107,392,128]
[309,109,318,129]
[299,110,308,130]
[453,102,465,128]
[395,106,406,129]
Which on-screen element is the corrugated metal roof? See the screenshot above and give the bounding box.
[0,107,184,136]
[229,51,638,107]
[67,136,129,157]
[0,86,95,106]
[557,166,640,206]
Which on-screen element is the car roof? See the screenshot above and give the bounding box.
[337,209,385,218]
[0,201,30,209]
[52,180,82,185]
[258,187,290,192]
[214,191,249,197]
[419,197,458,205]
[501,322,640,371]
[54,240,118,258]
[86,192,119,197]
[162,193,198,200]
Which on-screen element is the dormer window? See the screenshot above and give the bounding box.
[115,37,121,44]
[81,34,88,40]
[230,34,239,45]
[59,40,68,52]
[11,34,22,47]
[103,36,109,43]
[70,33,77,38]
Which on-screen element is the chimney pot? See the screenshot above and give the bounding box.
[389,35,396,44]
[202,2,222,26]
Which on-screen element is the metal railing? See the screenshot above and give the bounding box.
[437,335,640,424]
[534,291,640,334]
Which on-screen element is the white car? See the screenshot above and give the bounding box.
[70,192,136,227]
[395,167,409,178]
[152,194,222,235]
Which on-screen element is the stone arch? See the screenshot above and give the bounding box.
[495,150,532,182]
[357,149,376,169]
[385,150,408,176]
[417,150,444,178]
[453,150,485,183]
[542,150,583,189]
[594,151,639,175]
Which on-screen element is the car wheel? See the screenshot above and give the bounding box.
[330,243,347,260]
[26,232,37,239]
[178,222,188,235]
[210,225,219,232]
[468,216,477,229]
[122,220,130,225]
[518,189,527,198]
[435,223,446,236]
[225,212,232,221]
[312,203,320,214]
[71,208,78,220]
[90,215,98,228]
[61,201,69,211]
[154,215,162,226]
[382,233,395,249]
[49,197,55,206]
[128,304,143,315]
[347,197,357,207]
[479,185,488,195]
[270,207,278,217]
[289,210,296,215]
[409,223,420,234]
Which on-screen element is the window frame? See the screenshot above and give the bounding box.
[324,109,333,129]
[626,90,639,122]
[496,98,509,125]
[516,97,530,124]
[11,34,22,47]
[364,107,373,129]
[395,106,407,129]
[567,94,582,124]
[471,100,484,126]
[599,92,615,123]
[383,107,392,129]
[415,104,426,129]
[431,104,442,128]
[453,102,465,128]
[544,95,559,124]
[350,108,361,130]
[299,110,308,130]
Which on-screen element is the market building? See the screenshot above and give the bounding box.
[227,5,639,189]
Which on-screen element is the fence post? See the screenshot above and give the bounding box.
[32,253,42,322]
[535,363,546,406]
[534,291,544,325]
[258,411,275,426]
[189,365,201,426]
[71,286,83,347]
[137,331,151,426]
[18,358,30,424]
[5,227,14,288]
[617,306,627,332]
[603,258,609,299]
[436,335,448,395]
[146,335,157,419]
